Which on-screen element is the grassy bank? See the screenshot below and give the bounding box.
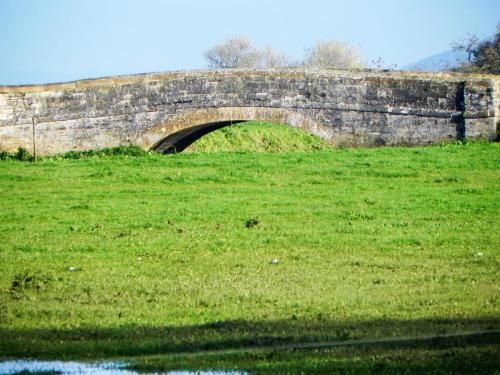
[187,121,332,152]
[0,130,498,372]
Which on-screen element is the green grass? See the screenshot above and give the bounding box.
[0,126,499,373]
[186,121,333,152]
[130,334,500,374]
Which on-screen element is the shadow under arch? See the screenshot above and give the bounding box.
[152,120,247,154]
[139,107,332,154]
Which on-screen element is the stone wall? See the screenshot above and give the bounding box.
[0,69,498,155]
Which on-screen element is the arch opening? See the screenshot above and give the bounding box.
[140,107,332,153]
[151,120,247,154]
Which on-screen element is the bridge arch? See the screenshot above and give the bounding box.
[136,107,332,153]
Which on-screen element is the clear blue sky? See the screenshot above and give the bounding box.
[1,0,498,85]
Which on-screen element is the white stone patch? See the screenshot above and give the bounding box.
[0,95,13,122]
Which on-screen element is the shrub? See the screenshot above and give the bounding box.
[0,147,33,161]
[15,147,32,161]
[59,145,148,159]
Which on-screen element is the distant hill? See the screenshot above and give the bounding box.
[402,50,469,72]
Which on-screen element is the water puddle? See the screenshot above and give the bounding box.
[0,360,246,374]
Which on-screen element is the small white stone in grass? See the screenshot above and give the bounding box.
[68,267,77,272]
[271,258,279,265]
[137,257,142,261]
[475,252,484,257]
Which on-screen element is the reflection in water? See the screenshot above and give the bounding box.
[0,360,247,375]
[0,360,135,374]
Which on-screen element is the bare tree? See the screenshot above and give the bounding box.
[260,45,291,68]
[370,57,397,71]
[204,37,365,70]
[303,40,364,69]
[204,36,261,69]
[451,33,480,62]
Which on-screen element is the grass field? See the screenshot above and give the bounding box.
[0,122,499,373]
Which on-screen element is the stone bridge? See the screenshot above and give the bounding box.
[0,69,498,155]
